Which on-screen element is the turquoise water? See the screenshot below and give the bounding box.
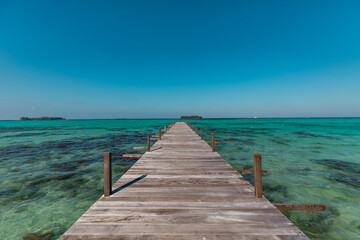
[0,119,359,239]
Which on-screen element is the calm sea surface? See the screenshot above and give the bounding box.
[0,119,359,239]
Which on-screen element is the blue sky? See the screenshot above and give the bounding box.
[1,0,360,119]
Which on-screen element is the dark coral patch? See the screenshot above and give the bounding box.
[22,231,54,240]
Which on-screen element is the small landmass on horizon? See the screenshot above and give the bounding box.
[20,117,66,120]
[180,116,202,119]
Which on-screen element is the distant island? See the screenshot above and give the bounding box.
[180,116,202,119]
[20,117,66,120]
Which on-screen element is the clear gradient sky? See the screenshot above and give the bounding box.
[1,0,360,119]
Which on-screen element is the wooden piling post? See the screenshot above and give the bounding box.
[201,128,203,140]
[211,133,215,152]
[254,153,262,198]
[104,152,112,197]
[147,133,150,151]
[159,128,161,140]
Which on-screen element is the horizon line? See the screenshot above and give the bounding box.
[1,116,360,121]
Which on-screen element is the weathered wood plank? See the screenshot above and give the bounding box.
[63,223,305,235]
[61,234,309,240]
[76,214,296,225]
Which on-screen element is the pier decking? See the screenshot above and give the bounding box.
[61,122,308,239]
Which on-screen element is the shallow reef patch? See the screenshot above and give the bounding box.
[22,231,54,240]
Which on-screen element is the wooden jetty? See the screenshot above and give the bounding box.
[61,122,311,239]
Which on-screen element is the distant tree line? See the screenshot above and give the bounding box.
[20,117,66,120]
[180,116,202,119]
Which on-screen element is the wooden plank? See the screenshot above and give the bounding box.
[61,122,309,240]
[61,234,309,240]
[77,214,296,225]
[274,204,326,211]
[63,224,305,235]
